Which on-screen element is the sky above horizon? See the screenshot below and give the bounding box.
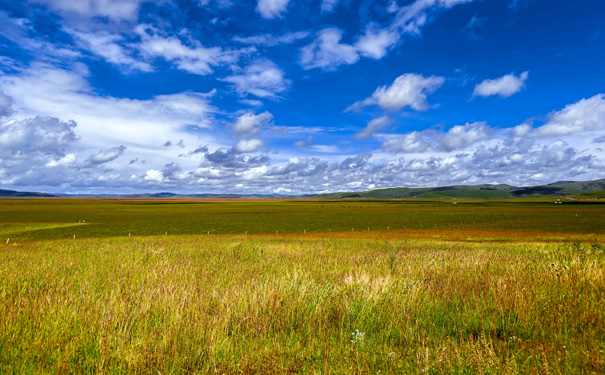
[1,0,604,195]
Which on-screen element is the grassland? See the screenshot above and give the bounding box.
[1,198,604,373]
[1,198,605,241]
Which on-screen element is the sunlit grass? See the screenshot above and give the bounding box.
[1,233,603,373]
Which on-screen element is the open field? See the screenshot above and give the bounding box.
[1,198,605,241]
[1,198,604,373]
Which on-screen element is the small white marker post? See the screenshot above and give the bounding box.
[129,233,131,237]
[304,229,306,234]
[165,232,167,236]
[207,231,210,235]
[73,234,76,239]
[6,238,9,245]
[245,231,247,234]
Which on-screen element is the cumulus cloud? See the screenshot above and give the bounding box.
[85,145,126,166]
[440,122,490,151]
[382,131,429,153]
[300,28,359,70]
[235,138,266,153]
[0,63,216,154]
[0,116,78,158]
[532,94,605,137]
[202,148,270,169]
[355,26,399,59]
[347,73,445,112]
[300,0,473,71]
[0,115,79,186]
[473,71,529,98]
[355,115,393,139]
[223,59,289,99]
[232,111,273,137]
[256,0,289,19]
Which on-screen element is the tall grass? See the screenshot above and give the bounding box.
[1,235,603,373]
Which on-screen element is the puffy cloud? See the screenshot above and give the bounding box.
[232,111,273,137]
[85,145,126,166]
[202,148,270,169]
[382,132,429,153]
[223,59,289,99]
[532,94,605,137]
[256,0,289,19]
[235,138,266,153]
[0,116,77,158]
[143,169,163,182]
[347,73,445,112]
[355,115,393,139]
[300,28,359,70]
[440,122,490,151]
[298,0,472,70]
[0,115,79,186]
[0,63,216,154]
[47,154,76,167]
[355,27,399,59]
[473,71,529,98]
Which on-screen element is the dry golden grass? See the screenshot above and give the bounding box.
[1,233,604,373]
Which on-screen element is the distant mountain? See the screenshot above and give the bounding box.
[3,178,605,199]
[308,178,605,200]
[0,189,57,197]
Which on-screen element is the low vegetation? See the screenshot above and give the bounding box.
[1,233,604,373]
[1,199,604,373]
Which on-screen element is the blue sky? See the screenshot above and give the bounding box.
[0,0,604,194]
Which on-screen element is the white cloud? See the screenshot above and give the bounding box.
[235,138,266,153]
[233,31,308,46]
[382,132,429,153]
[532,94,605,137]
[85,145,127,166]
[223,59,289,99]
[256,0,289,19]
[136,25,244,76]
[355,115,393,139]
[143,169,163,182]
[321,0,340,12]
[70,30,153,72]
[46,153,76,167]
[0,63,217,167]
[440,122,490,151]
[347,73,445,112]
[232,111,273,137]
[355,26,399,59]
[473,71,529,98]
[300,28,359,70]
[299,0,472,70]
[31,0,144,20]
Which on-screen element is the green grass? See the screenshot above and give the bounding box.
[1,198,605,241]
[1,234,603,373]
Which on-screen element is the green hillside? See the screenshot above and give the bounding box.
[310,179,605,200]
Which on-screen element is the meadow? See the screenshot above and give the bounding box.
[1,198,604,373]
